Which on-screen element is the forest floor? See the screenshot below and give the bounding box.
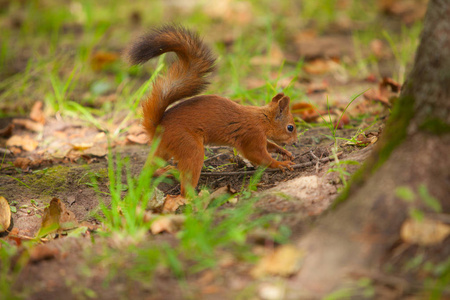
[1,1,441,299]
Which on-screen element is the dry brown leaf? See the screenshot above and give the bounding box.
[357,134,378,146]
[291,103,328,123]
[90,51,119,71]
[13,157,32,170]
[382,77,401,92]
[401,218,450,246]
[363,89,390,107]
[127,123,146,135]
[29,244,59,263]
[291,102,317,122]
[306,81,328,94]
[201,185,237,210]
[294,29,317,41]
[378,0,427,24]
[83,145,107,157]
[4,228,23,246]
[6,135,38,152]
[150,215,186,234]
[364,77,401,107]
[30,101,46,124]
[162,195,187,213]
[38,198,78,237]
[0,123,14,138]
[251,244,304,278]
[334,113,350,129]
[12,119,44,132]
[71,143,94,151]
[203,0,253,25]
[304,58,340,75]
[126,133,149,145]
[0,196,12,233]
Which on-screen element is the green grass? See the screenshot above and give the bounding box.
[0,0,421,116]
[0,0,428,297]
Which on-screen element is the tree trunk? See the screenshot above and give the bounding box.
[290,0,450,295]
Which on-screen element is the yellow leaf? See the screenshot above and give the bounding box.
[150,215,186,234]
[0,196,12,233]
[251,244,304,278]
[400,218,450,246]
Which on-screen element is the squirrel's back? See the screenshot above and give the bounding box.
[127,25,216,139]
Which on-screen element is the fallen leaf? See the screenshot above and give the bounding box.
[90,51,119,71]
[12,119,44,132]
[0,196,12,233]
[126,133,149,145]
[5,228,23,246]
[366,74,378,83]
[356,134,378,146]
[291,102,316,121]
[29,244,59,263]
[203,0,253,25]
[71,143,94,151]
[150,215,186,234]
[334,113,350,129]
[0,123,14,137]
[382,77,401,92]
[258,283,285,300]
[201,185,237,210]
[83,145,107,157]
[401,218,450,246]
[303,58,340,75]
[13,157,32,170]
[251,244,304,278]
[378,0,427,24]
[228,197,239,204]
[363,77,401,107]
[38,198,78,238]
[30,101,46,124]
[306,81,328,94]
[162,195,187,213]
[363,89,390,107]
[291,103,327,123]
[6,135,38,152]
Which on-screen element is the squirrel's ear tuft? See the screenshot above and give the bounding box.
[271,93,285,103]
[278,96,290,113]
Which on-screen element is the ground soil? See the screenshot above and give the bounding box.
[0,111,381,299]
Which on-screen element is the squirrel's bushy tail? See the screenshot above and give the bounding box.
[127,25,216,139]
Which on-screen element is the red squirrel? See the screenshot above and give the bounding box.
[127,25,298,196]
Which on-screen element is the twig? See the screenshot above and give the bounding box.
[0,148,13,156]
[309,150,320,161]
[201,153,342,177]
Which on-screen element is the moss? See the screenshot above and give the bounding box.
[419,117,450,135]
[332,92,416,208]
[25,165,71,196]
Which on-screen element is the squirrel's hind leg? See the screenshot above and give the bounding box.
[175,138,205,196]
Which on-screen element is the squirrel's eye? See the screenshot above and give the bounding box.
[287,125,294,132]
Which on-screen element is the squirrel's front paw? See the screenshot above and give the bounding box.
[272,160,295,171]
[283,150,294,161]
[276,148,294,161]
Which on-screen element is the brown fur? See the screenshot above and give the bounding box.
[127,25,298,195]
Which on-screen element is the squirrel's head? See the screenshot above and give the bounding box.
[265,93,298,146]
